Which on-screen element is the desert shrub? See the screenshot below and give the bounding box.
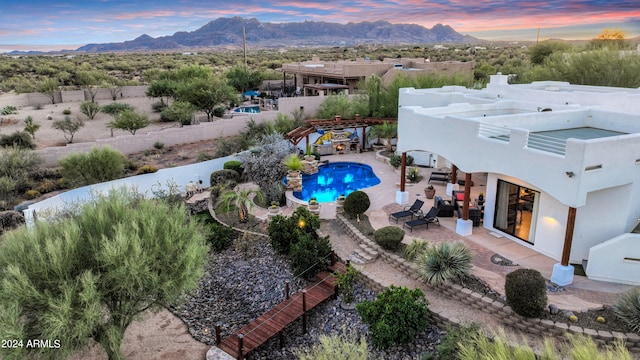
[213,107,225,118]
[197,152,215,162]
[1,106,17,115]
[416,241,473,285]
[505,268,547,318]
[79,100,100,119]
[404,239,429,261]
[373,226,405,251]
[58,146,126,186]
[151,101,167,113]
[160,101,195,125]
[436,323,481,360]
[101,102,134,115]
[153,141,165,150]
[0,131,36,149]
[137,165,158,174]
[209,169,240,187]
[389,154,414,168]
[458,329,632,360]
[0,147,43,195]
[356,285,429,349]
[290,233,331,279]
[234,231,261,258]
[62,108,71,115]
[613,286,640,333]
[268,207,320,255]
[295,331,368,360]
[23,116,40,139]
[343,190,370,218]
[223,160,244,176]
[35,179,59,194]
[207,222,236,252]
[109,110,149,135]
[0,210,25,235]
[24,189,41,199]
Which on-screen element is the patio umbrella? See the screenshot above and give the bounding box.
[242,90,260,97]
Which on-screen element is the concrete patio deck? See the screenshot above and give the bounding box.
[269,150,632,310]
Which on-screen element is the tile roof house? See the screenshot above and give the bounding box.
[396,73,640,286]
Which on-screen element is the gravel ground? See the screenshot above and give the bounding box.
[170,238,444,359]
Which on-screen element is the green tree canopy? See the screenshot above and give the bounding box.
[175,77,237,120]
[58,146,126,186]
[108,109,150,135]
[226,65,264,93]
[0,189,209,360]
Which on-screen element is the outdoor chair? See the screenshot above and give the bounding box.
[389,199,424,223]
[403,207,440,232]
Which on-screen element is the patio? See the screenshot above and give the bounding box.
[258,150,631,310]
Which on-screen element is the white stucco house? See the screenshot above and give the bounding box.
[397,73,640,286]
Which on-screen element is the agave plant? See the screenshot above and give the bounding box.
[416,241,473,285]
[613,286,640,332]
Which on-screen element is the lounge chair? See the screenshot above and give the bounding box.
[389,199,424,223]
[403,207,440,232]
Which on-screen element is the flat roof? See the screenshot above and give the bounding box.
[532,127,628,140]
[304,83,350,90]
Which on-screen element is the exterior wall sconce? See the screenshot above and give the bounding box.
[565,171,574,178]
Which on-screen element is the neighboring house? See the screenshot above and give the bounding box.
[396,73,640,286]
[281,56,474,96]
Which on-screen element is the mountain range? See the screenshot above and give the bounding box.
[74,17,479,52]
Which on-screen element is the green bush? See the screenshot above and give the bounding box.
[404,239,429,261]
[389,154,414,168]
[416,241,473,285]
[613,286,640,333]
[209,169,240,188]
[213,107,225,118]
[205,221,236,252]
[1,106,17,115]
[153,141,165,150]
[160,101,195,125]
[343,190,370,218]
[151,101,167,113]
[290,233,331,279]
[356,285,429,349]
[101,102,134,115]
[505,268,547,318]
[0,131,36,149]
[268,207,320,255]
[62,108,72,115]
[336,265,361,304]
[58,146,127,186]
[373,226,405,251]
[137,165,158,174]
[223,160,244,176]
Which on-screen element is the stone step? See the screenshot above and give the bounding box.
[351,249,376,264]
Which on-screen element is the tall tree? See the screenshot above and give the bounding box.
[36,77,59,104]
[0,189,209,360]
[226,65,264,93]
[176,77,237,120]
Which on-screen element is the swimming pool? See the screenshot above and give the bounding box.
[292,162,380,203]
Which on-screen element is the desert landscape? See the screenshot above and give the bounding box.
[1,96,234,359]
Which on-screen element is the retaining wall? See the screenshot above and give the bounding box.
[335,214,640,354]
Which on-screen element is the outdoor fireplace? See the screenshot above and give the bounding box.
[336,144,345,152]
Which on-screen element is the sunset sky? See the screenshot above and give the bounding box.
[1,0,639,52]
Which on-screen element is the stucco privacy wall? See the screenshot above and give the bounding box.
[277,94,360,119]
[32,110,277,167]
[0,85,150,109]
[23,153,240,226]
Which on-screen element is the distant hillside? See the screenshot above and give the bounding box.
[74,17,479,52]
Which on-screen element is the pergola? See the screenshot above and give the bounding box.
[285,115,397,151]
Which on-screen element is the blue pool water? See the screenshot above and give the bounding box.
[293,162,380,203]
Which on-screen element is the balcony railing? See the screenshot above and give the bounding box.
[526,133,567,156]
[478,123,510,142]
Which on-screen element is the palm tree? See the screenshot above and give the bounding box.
[368,121,397,151]
[218,187,263,223]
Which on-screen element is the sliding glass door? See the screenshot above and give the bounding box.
[493,180,538,243]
